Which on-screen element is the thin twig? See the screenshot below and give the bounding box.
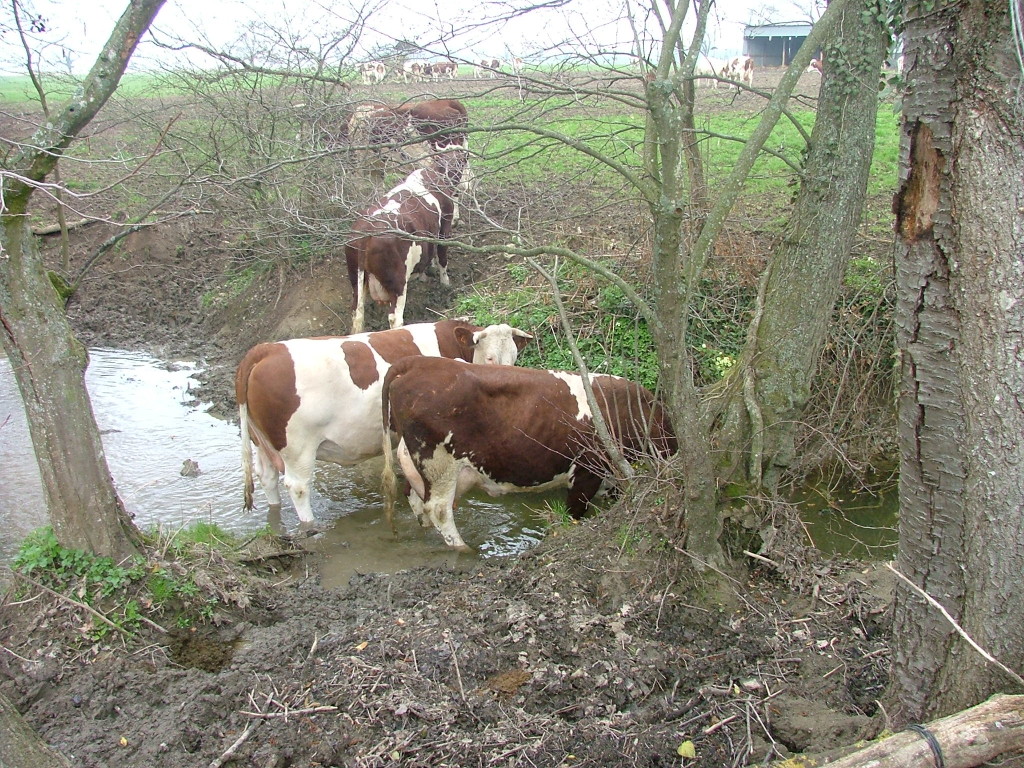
[240,705,338,719]
[208,723,256,768]
[13,571,128,636]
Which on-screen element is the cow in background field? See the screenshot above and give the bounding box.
[476,58,501,78]
[346,151,470,332]
[510,56,524,75]
[381,359,678,551]
[694,55,731,88]
[236,321,533,528]
[430,60,458,80]
[403,61,425,82]
[727,55,754,87]
[807,57,824,75]
[361,61,387,85]
[347,98,470,182]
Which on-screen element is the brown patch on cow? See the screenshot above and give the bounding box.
[342,339,381,390]
[895,122,944,243]
[439,320,478,360]
[368,327,423,365]
[237,343,300,453]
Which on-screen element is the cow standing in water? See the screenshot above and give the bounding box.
[236,321,533,528]
[345,150,468,332]
[381,358,678,551]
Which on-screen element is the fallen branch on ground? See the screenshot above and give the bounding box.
[794,694,1024,768]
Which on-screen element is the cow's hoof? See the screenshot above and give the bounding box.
[297,521,323,537]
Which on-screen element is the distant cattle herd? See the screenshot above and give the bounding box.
[233,50,788,549]
[362,56,525,85]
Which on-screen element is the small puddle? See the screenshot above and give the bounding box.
[790,471,899,560]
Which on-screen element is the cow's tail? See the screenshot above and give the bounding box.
[240,402,256,510]
[235,351,258,511]
[380,375,399,536]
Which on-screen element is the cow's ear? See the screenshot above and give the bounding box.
[513,328,534,352]
[454,326,475,349]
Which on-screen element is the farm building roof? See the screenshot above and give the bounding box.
[744,22,813,38]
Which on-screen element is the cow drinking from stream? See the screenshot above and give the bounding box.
[381,358,678,551]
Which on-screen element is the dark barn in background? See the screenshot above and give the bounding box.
[743,22,814,67]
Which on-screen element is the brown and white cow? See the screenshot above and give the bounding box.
[381,358,678,551]
[236,320,533,527]
[741,55,755,86]
[361,61,387,85]
[345,156,467,332]
[430,60,458,80]
[347,98,469,166]
[694,55,730,88]
[402,61,425,83]
[476,58,501,78]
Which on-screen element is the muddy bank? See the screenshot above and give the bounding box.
[0,512,893,768]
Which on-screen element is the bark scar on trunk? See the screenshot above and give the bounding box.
[895,122,944,243]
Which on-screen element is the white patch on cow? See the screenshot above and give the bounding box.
[386,169,443,217]
[549,370,606,421]
[372,198,403,216]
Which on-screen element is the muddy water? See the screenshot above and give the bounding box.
[790,474,899,560]
[0,350,556,585]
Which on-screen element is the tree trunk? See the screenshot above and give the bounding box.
[889,0,1024,724]
[711,0,889,494]
[0,0,165,560]
[0,691,72,768]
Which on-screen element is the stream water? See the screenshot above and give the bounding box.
[0,349,555,587]
[1,350,898,587]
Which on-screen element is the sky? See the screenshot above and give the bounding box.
[1,0,817,76]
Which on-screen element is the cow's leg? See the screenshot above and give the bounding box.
[253,447,282,508]
[436,240,450,286]
[422,465,470,551]
[397,439,430,527]
[390,242,420,328]
[280,449,319,528]
[352,268,367,333]
[424,489,470,551]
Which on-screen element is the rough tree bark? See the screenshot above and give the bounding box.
[889,0,1024,724]
[0,0,166,560]
[710,0,890,495]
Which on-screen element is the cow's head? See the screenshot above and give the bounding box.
[455,323,533,365]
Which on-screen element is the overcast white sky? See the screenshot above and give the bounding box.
[2,0,817,76]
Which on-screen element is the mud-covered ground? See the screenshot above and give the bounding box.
[1,68,898,767]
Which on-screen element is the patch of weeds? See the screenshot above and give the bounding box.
[615,523,645,555]
[535,499,573,529]
[202,260,273,308]
[11,524,262,642]
[13,528,147,638]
